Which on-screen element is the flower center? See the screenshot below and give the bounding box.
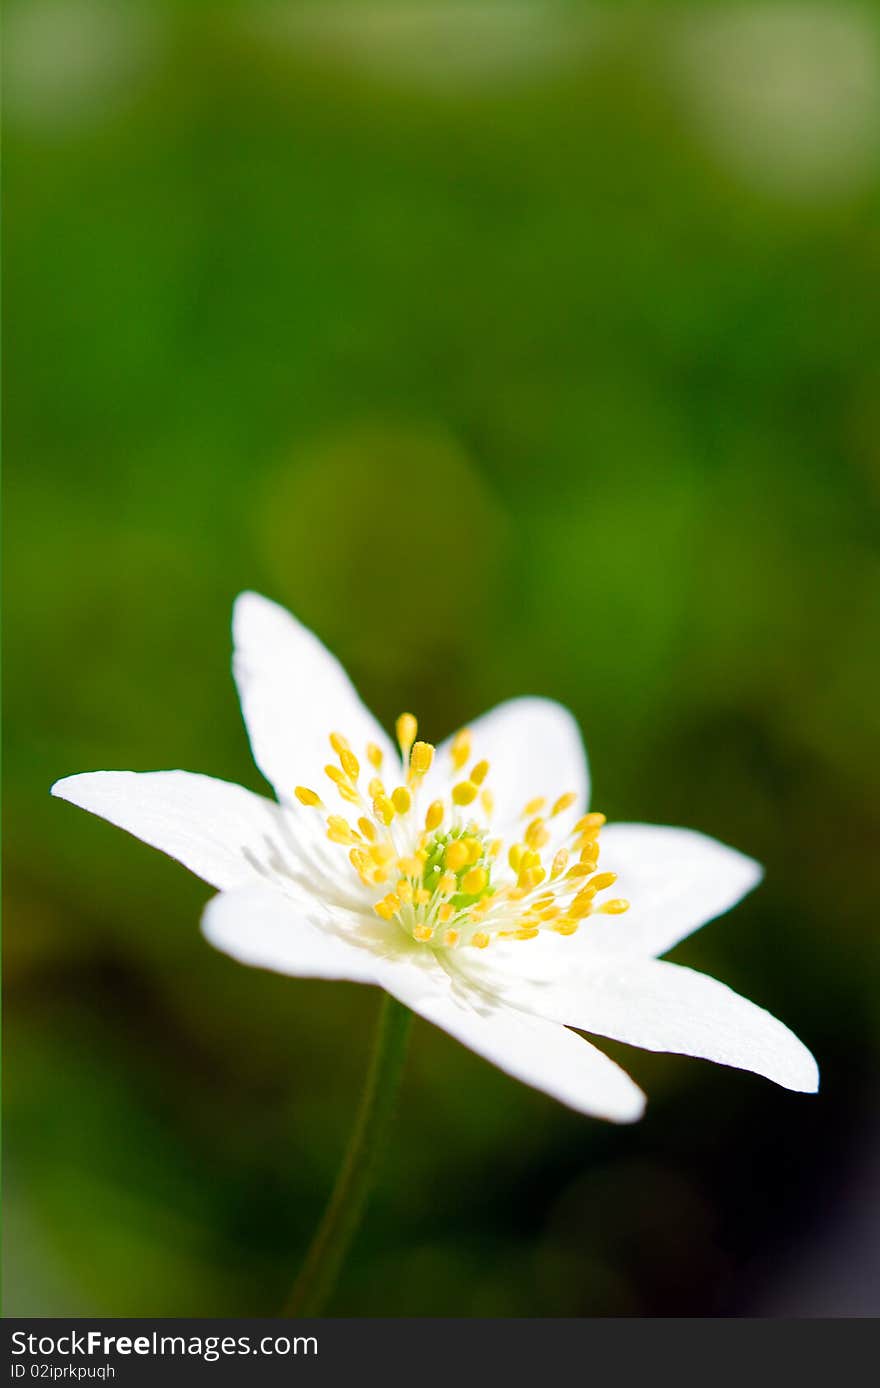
[294,713,629,951]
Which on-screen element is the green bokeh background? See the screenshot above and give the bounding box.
[5,0,880,1316]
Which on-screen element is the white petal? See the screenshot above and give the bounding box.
[585,823,763,959]
[484,957,818,1094]
[432,697,588,835]
[232,591,397,806]
[203,885,644,1121]
[51,770,295,891]
[380,970,645,1122]
[202,885,386,983]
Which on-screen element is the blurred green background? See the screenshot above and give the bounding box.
[5,0,880,1316]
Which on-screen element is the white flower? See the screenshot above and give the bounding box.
[52,592,818,1123]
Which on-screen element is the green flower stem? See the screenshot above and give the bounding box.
[285,994,412,1316]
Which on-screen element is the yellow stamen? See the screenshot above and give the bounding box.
[370,842,394,864]
[391,785,412,815]
[425,800,444,831]
[569,890,596,919]
[373,898,395,921]
[396,713,418,758]
[368,776,385,799]
[573,812,606,835]
[551,848,569,878]
[442,928,460,947]
[462,866,488,895]
[373,795,396,826]
[525,818,550,850]
[294,786,322,807]
[326,816,355,844]
[451,729,472,771]
[438,872,457,895]
[552,792,577,816]
[396,881,414,903]
[523,796,546,818]
[470,759,490,786]
[462,836,482,865]
[588,871,617,892]
[555,919,579,936]
[598,898,630,915]
[438,903,454,924]
[452,780,478,806]
[410,741,434,776]
[340,748,360,781]
[357,816,377,842]
[413,923,434,942]
[471,931,490,949]
[488,837,502,858]
[508,843,524,872]
[444,840,469,872]
[329,732,350,755]
[480,788,494,817]
[367,742,384,770]
[397,854,424,877]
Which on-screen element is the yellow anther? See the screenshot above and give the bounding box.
[580,843,600,865]
[588,871,617,893]
[415,888,431,905]
[508,843,524,873]
[551,848,569,878]
[452,780,478,806]
[518,866,546,891]
[357,816,377,842]
[397,854,424,877]
[515,927,540,941]
[480,788,494,817]
[410,741,434,776]
[425,800,444,832]
[350,846,369,871]
[471,931,490,950]
[340,748,360,781]
[396,881,414,903]
[488,837,502,858]
[470,897,490,918]
[367,742,384,770]
[370,842,394,864]
[373,795,396,826]
[373,898,395,921]
[438,902,454,924]
[573,812,606,836]
[539,905,561,921]
[599,898,630,915]
[413,923,434,942]
[451,728,472,771]
[566,862,592,879]
[444,840,469,872]
[462,866,488,895]
[523,796,546,818]
[521,848,542,870]
[438,872,457,895]
[470,759,490,786]
[294,786,322,807]
[368,776,385,799]
[552,792,578,816]
[569,890,596,919]
[326,816,355,844]
[324,764,347,788]
[442,928,460,947]
[555,919,579,936]
[525,818,550,850]
[396,713,418,757]
[391,785,412,815]
[462,837,482,865]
